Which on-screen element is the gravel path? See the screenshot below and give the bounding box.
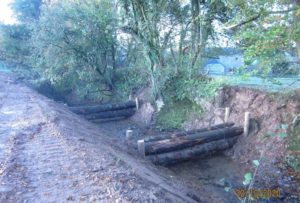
[0,74,198,203]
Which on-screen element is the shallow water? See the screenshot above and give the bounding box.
[168,154,248,202]
[97,120,250,202]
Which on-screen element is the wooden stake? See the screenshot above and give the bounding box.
[126,129,133,141]
[244,112,250,136]
[137,140,145,158]
[224,107,230,123]
[135,97,139,110]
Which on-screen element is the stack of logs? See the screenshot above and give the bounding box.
[137,123,243,165]
[69,100,138,123]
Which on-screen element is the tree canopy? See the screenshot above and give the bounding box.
[0,0,299,103]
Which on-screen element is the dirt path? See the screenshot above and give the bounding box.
[0,74,201,203]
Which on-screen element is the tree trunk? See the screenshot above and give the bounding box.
[69,101,136,114]
[85,108,135,120]
[296,41,300,60]
[144,127,243,155]
[144,123,235,142]
[147,137,238,165]
[293,2,300,61]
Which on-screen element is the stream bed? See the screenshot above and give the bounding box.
[168,155,247,202]
[97,120,249,202]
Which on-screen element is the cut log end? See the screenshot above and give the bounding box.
[137,140,145,158]
[126,130,133,141]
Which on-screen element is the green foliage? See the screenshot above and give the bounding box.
[30,0,117,101]
[119,0,232,99]
[285,155,300,174]
[1,0,231,105]
[0,0,42,79]
[266,123,288,138]
[286,125,300,173]
[156,99,203,129]
[114,66,149,100]
[145,56,224,129]
[155,66,223,129]
[242,172,253,186]
[162,69,224,103]
[0,23,39,80]
[253,160,260,167]
[228,0,300,76]
[0,24,30,62]
[1,0,298,104]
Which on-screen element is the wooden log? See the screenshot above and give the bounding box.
[69,101,136,114]
[147,137,238,165]
[85,108,135,120]
[144,123,235,143]
[144,127,243,155]
[89,116,126,123]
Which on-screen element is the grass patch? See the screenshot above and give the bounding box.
[156,99,203,130]
[267,89,300,107]
[286,125,300,173]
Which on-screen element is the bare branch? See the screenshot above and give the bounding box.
[226,7,300,30]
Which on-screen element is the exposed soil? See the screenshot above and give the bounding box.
[1,73,300,203]
[0,73,198,202]
[184,86,300,200]
[96,119,249,203]
[127,84,300,202]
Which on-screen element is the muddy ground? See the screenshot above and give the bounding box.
[0,73,200,203]
[0,73,299,203]
[183,86,300,198]
[0,74,241,203]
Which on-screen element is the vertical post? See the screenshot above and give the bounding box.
[135,97,139,110]
[137,140,145,158]
[129,94,132,100]
[126,129,133,142]
[244,112,250,136]
[224,107,230,123]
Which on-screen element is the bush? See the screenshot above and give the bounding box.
[286,125,300,173]
[30,0,117,101]
[156,99,203,129]
[156,69,224,129]
[114,66,149,100]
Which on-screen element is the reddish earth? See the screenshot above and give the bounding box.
[1,73,299,202]
[184,86,300,200]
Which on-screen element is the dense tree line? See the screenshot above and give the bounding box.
[0,0,299,103]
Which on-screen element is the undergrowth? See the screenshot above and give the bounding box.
[114,66,149,100]
[286,125,300,173]
[156,99,203,130]
[155,69,224,130]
